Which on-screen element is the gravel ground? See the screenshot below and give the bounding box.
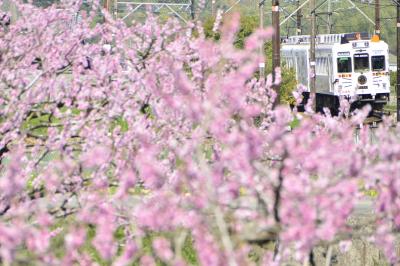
[287,199,397,266]
[246,199,398,266]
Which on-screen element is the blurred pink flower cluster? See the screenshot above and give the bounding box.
[0,1,400,265]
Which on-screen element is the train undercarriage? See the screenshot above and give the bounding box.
[299,92,390,116]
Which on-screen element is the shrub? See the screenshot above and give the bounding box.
[204,14,297,105]
[391,71,397,90]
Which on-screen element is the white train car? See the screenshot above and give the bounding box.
[281,32,390,113]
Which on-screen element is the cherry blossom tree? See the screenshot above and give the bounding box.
[1,1,400,265]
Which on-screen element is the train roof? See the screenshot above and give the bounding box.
[281,32,389,55]
[281,32,373,46]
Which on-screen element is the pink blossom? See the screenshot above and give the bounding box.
[65,228,86,251]
[82,146,111,168]
[113,242,137,266]
[153,237,173,261]
[1,2,400,265]
[140,255,156,266]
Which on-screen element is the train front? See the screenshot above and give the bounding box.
[333,33,390,110]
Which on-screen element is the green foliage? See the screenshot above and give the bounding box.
[111,116,129,133]
[80,225,109,266]
[137,231,198,266]
[289,116,300,130]
[325,0,396,53]
[21,111,60,138]
[203,16,220,41]
[233,15,259,49]
[181,235,198,265]
[391,71,397,89]
[364,188,378,198]
[90,13,106,28]
[228,1,397,54]
[47,214,199,265]
[32,0,59,8]
[203,15,297,106]
[280,66,297,105]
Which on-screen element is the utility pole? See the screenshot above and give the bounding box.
[272,0,281,105]
[327,0,332,33]
[191,0,195,20]
[375,0,381,37]
[2,0,18,23]
[103,0,110,12]
[296,0,302,35]
[114,0,118,18]
[259,0,265,80]
[310,0,316,111]
[212,0,216,17]
[397,1,400,122]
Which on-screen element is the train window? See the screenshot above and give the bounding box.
[372,55,385,71]
[337,57,352,73]
[354,53,370,72]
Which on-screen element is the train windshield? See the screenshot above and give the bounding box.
[372,55,385,71]
[354,53,370,72]
[337,57,352,73]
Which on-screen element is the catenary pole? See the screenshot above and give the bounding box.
[296,0,302,35]
[259,0,265,80]
[272,0,281,105]
[327,0,332,33]
[103,0,110,11]
[310,0,316,111]
[191,0,195,20]
[375,0,381,37]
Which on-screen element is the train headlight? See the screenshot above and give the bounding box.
[358,75,367,85]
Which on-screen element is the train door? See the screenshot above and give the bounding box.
[328,55,333,92]
[294,52,299,82]
[297,51,308,88]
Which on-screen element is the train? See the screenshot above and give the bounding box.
[281,32,390,113]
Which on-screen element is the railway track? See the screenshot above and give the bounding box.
[354,112,386,143]
[361,109,391,128]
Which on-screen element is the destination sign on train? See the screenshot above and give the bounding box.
[337,52,350,56]
[352,42,369,48]
[354,53,369,58]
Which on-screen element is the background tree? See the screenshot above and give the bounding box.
[204,14,298,105]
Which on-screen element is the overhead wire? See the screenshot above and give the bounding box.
[352,0,396,7]
[278,0,399,36]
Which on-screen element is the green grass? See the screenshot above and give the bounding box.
[132,231,198,266]
[181,236,198,265]
[289,117,300,129]
[47,214,199,265]
[8,104,201,265]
